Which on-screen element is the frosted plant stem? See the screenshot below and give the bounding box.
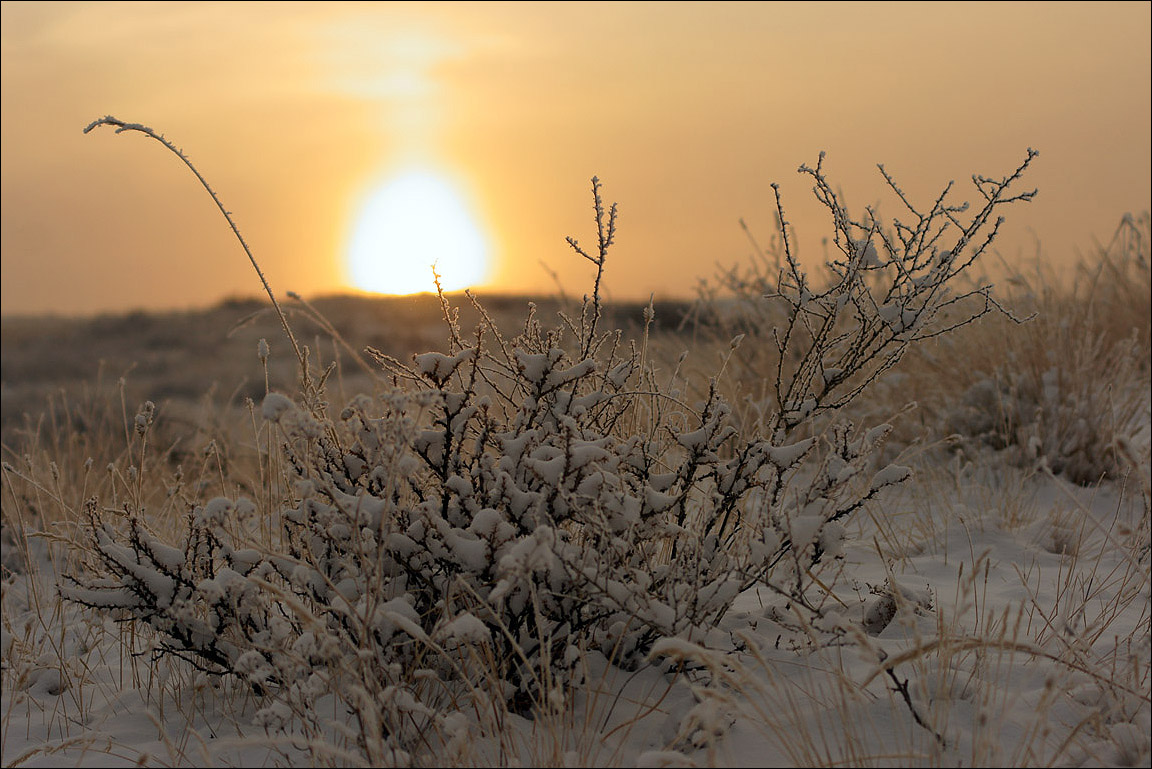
[83,116,307,374]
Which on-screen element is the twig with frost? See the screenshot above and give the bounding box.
[762,150,1038,439]
[565,176,618,359]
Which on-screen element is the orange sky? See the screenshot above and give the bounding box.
[2,1,1149,316]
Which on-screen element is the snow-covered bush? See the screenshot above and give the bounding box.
[62,118,1042,761]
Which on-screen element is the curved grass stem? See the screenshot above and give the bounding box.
[83,116,308,379]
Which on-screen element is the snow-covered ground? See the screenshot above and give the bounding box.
[3,438,1148,767]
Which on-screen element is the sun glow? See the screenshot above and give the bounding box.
[347,170,489,295]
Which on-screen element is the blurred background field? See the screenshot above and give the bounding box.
[0,292,698,434]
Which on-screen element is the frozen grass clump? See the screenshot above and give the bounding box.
[869,212,1152,489]
[939,213,1150,485]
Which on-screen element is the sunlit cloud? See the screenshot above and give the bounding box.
[316,18,466,151]
[324,24,459,99]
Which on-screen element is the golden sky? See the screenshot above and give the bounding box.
[2,1,1149,315]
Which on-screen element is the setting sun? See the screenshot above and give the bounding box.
[347,170,489,295]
